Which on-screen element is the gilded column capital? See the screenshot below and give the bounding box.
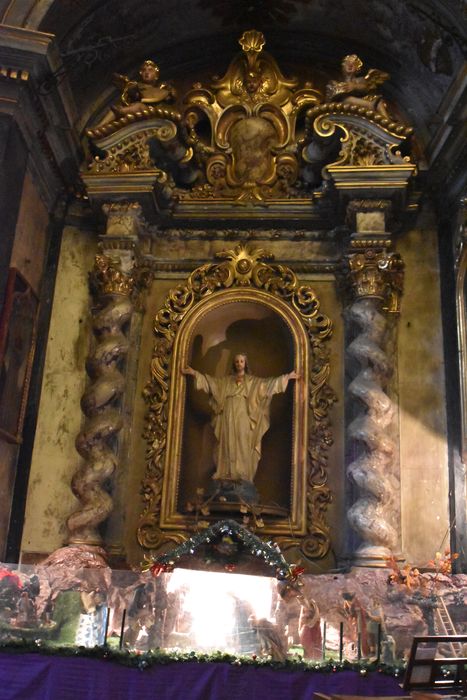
[97,201,153,303]
[342,248,404,314]
[90,253,136,298]
[90,250,152,303]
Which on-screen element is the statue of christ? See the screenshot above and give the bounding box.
[182,353,298,484]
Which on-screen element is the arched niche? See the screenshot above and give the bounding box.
[138,244,335,560]
[168,289,308,529]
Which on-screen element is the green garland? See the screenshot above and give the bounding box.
[0,639,406,677]
[143,519,301,580]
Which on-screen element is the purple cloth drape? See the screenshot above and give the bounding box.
[0,653,406,700]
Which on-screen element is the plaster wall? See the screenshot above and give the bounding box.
[21,224,96,556]
[397,208,449,566]
[9,166,49,294]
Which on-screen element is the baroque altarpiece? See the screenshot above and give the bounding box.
[37,28,422,572]
[0,0,464,682]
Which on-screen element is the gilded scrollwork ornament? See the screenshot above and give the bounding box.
[81,33,416,214]
[303,109,413,172]
[138,244,336,560]
[182,30,321,202]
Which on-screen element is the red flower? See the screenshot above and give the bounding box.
[289,565,305,580]
[0,569,21,588]
[150,563,164,576]
[150,562,173,576]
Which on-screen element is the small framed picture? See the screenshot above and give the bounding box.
[0,268,39,443]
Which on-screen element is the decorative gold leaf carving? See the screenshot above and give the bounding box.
[339,248,405,314]
[138,244,336,560]
[182,31,321,202]
[87,123,177,175]
[302,106,414,176]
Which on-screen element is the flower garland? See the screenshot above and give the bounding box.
[0,639,407,677]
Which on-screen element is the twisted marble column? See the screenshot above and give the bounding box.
[346,297,398,560]
[343,247,404,566]
[65,202,148,548]
[67,261,133,545]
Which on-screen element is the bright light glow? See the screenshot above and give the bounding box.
[167,568,274,652]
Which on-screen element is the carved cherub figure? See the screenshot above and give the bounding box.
[326,54,391,119]
[95,60,176,128]
[113,60,176,114]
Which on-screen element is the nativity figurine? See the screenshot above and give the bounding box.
[249,614,288,661]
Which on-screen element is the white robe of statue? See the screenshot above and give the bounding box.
[192,370,290,482]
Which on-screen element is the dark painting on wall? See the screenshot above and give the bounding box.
[0,268,38,443]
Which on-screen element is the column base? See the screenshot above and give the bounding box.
[41,543,109,569]
[350,545,403,568]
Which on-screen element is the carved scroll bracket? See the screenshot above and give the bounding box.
[303,104,416,217]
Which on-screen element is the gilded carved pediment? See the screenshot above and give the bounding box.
[82,31,416,216]
[180,29,321,203]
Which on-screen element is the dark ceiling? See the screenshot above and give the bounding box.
[1,0,465,149]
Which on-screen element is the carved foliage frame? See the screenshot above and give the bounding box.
[137,244,336,559]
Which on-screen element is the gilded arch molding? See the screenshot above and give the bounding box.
[137,243,336,560]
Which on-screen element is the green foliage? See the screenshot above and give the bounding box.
[0,639,407,677]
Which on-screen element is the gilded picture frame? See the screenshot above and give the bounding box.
[162,287,308,533]
[138,244,336,560]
